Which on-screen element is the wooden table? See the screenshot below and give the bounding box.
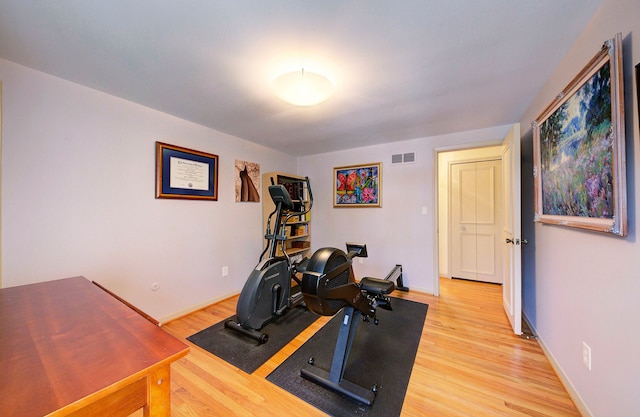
[0,276,189,417]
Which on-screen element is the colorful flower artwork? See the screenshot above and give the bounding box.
[333,163,381,207]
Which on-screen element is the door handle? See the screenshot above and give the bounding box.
[506,238,528,245]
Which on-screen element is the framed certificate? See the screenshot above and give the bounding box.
[155,141,218,200]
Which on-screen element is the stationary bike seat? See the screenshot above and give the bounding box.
[360,277,395,295]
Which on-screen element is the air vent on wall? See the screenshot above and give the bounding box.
[391,152,416,164]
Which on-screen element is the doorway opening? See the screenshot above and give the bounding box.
[437,145,504,289]
[433,123,522,335]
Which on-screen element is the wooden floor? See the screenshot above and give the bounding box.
[136,278,581,416]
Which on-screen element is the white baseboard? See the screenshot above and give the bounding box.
[158,290,239,325]
[157,283,436,325]
[522,313,593,417]
[403,284,433,295]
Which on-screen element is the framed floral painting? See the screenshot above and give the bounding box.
[333,162,381,208]
[532,33,626,236]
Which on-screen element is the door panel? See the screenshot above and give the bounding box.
[476,233,495,275]
[450,159,502,283]
[476,167,495,225]
[460,233,477,275]
[502,123,522,335]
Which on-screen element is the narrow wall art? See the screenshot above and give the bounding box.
[235,160,260,202]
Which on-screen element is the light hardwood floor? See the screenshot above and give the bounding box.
[142,278,581,416]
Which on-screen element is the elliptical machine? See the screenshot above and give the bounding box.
[224,177,313,344]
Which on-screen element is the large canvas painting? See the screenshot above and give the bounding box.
[533,34,627,236]
[636,62,640,124]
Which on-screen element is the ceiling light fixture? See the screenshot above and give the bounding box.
[272,68,334,106]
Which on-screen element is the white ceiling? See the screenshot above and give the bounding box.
[0,1,604,156]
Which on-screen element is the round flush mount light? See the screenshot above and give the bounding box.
[272,68,334,106]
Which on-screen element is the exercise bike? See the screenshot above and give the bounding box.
[224,177,313,344]
[300,242,397,406]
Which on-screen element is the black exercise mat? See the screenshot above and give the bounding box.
[187,305,319,374]
[266,298,428,417]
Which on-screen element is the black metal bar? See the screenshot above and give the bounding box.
[384,264,409,291]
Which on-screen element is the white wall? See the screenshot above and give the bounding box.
[0,58,296,322]
[298,125,510,293]
[518,0,640,415]
[0,56,509,320]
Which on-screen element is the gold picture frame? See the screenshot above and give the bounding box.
[532,34,626,236]
[333,162,382,208]
[155,142,219,200]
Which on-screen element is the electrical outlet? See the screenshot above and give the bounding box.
[582,342,592,370]
[222,266,229,277]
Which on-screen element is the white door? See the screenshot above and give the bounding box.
[450,159,503,283]
[502,123,522,335]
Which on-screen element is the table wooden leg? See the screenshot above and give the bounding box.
[144,365,171,417]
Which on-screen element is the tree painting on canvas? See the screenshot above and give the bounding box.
[533,34,626,236]
[539,62,613,218]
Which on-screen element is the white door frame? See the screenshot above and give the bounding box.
[0,81,3,288]
[432,125,522,335]
[433,141,502,296]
